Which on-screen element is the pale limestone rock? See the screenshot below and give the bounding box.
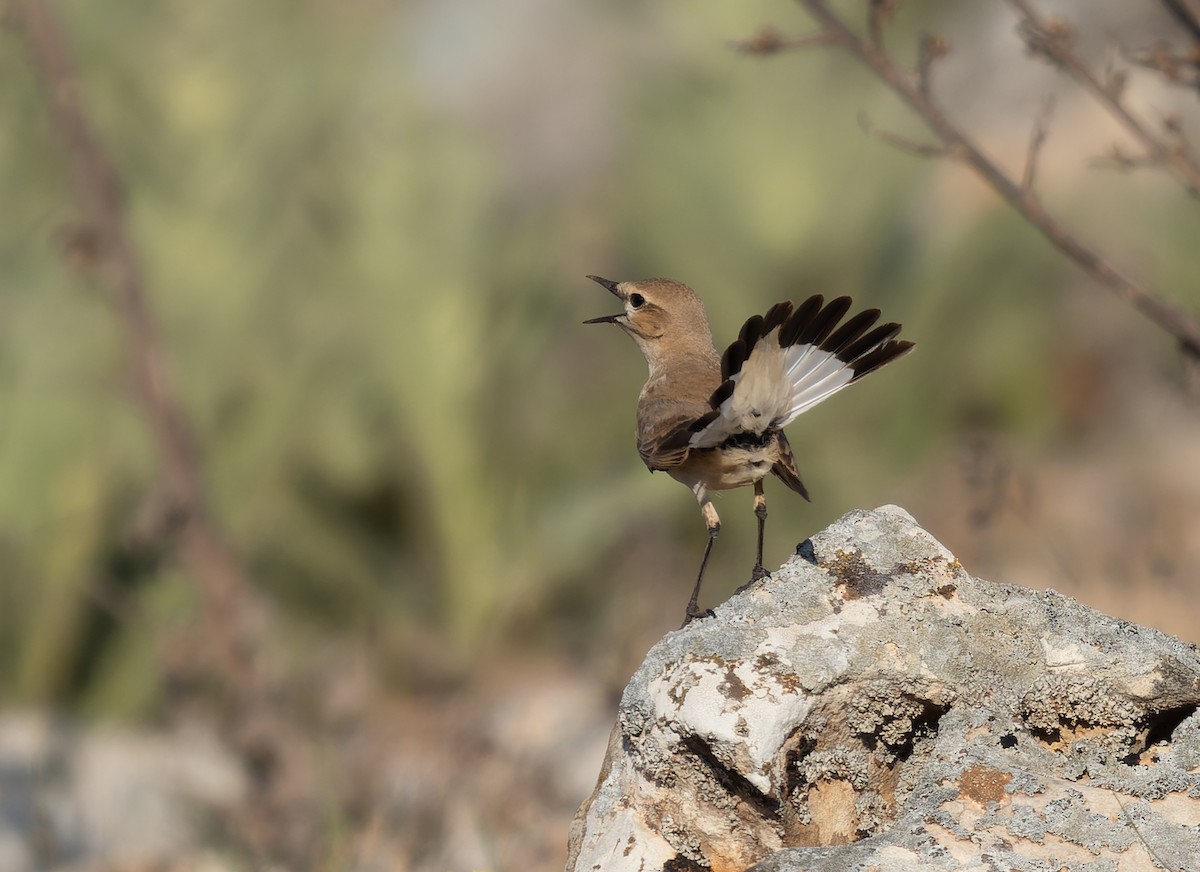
[567,506,1200,872]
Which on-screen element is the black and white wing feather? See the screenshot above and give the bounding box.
[689,295,913,449]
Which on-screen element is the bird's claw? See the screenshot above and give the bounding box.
[735,565,771,594]
[680,606,716,628]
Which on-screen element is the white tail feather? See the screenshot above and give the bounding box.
[785,370,856,420]
[691,332,861,447]
[778,347,856,424]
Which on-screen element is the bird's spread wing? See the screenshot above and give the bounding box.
[689,295,913,450]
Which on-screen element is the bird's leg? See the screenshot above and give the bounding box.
[752,479,769,581]
[735,480,771,595]
[682,488,719,627]
[683,526,719,627]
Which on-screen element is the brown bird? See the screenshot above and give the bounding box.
[585,275,913,626]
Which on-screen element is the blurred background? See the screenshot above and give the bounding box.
[3,0,1199,869]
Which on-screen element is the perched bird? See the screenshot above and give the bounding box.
[584,275,913,626]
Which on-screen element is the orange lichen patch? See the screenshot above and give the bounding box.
[772,671,804,695]
[720,664,750,701]
[958,764,1012,806]
[826,549,888,600]
[894,555,965,581]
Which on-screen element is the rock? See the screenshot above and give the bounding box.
[566,506,1200,872]
[0,713,245,872]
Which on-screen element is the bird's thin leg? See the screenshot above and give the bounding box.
[734,480,771,596]
[752,479,769,582]
[682,488,720,627]
[683,528,718,627]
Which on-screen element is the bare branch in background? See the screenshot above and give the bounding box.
[1160,0,1200,46]
[731,26,842,55]
[918,33,949,99]
[1126,41,1200,92]
[1022,96,1055,194]
[738,0,1200,363]
[1008,0,1200,196]
[10,0,257,684]
[858,113,958,159]
[11,0,312,864]
[1090,143,1163,173]
[868,0,900,50]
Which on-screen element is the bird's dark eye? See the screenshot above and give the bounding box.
[629,293,645,309]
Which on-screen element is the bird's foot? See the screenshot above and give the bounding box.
[680,605,716,628]
[735,564,771,594]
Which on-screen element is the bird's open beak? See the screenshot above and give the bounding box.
[584,274,625,325]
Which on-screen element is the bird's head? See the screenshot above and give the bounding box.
[583,275,714,368]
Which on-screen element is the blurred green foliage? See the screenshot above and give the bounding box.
[2,0,1197,714]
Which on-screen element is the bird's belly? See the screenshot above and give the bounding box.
[677,441,781,491]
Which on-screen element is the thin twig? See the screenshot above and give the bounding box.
[9,0,256,687]
[1111,793,1178,871]
[786,0,1200,360]
[1090,143,1162,172]
[859,113,958,158]
[1126,42,1200,91]
[1162,110,1188,143]
[1009,0,1200,197]
[868,0,892,49]
[10,2,318,865]
[731,26,844,54]
[918,33,949,100]
[1022,96,1055,193]
[1160,0,1200,45]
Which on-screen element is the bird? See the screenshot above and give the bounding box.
[584,275,913,627]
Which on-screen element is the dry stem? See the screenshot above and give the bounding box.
[11,0,258,684]
[1008,0,1200,196]
[740,0,1200,359]
[11,0,313,864]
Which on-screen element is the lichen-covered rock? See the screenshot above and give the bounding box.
[566,506,1200,872]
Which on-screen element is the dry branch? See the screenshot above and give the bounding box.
[10,0,318,865]
[858,113,958,159]
[1160,0,1200,46]
[1022,96,1055,194]
[11,0,256,690]
[732,26,843,54]
[1127,41,1200,93]
[1008,0,1200,196]
[918,33,949,99]
[746,0,1200,360]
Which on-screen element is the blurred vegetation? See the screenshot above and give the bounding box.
[2,0,1198,724]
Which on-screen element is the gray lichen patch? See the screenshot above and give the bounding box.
[793,746,871,791]
[774,677,953,846]
[1020,673,1149,759]
[566,507,1200,872]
